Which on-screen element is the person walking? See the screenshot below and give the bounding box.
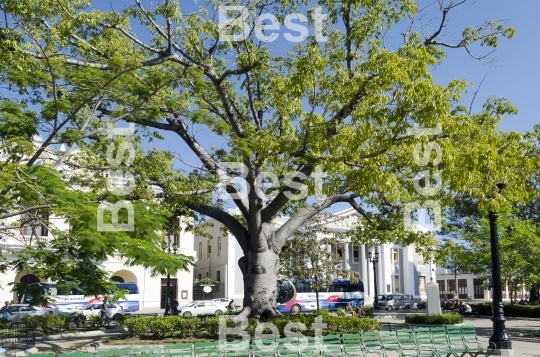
[100,299,109,320]
[228,299,235,312]
[0,301,11,319]
[171,298,179,315]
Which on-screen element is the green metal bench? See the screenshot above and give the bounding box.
[381,323,411,332]
[193,341,221,357]
[164,343,193,357]
[460,325,495,357]
[359,331,384,357]
[342,333,363,356]
[98,349,131,357]
[132,346,162,357]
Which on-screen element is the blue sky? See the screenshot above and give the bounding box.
[424,0,539,134]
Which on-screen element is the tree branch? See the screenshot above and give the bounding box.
[185,203,248,253]
[274,193,359,248]
[261,164,315,222]
[0,205,57,220]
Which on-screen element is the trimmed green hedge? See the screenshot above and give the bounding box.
[124,314,382,339]
[471,303,540,318]
[405,313,463,325]
[21,314,72,333]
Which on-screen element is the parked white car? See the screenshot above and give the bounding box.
[211,298,232,310]
[178,301,223,316]
[5,304,54,321]
[71,303,124,320]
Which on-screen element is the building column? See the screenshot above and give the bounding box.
[342,241,349,270]
[379,245,387,294]
[402,246,416,296]
[359,245,368,301]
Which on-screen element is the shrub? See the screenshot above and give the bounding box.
[313,309,331,316]
[405,313,462,325]
[88,315,101,328]
[322,316,381,334]
[125,317,150,336]
[113,314,126,326]
[174,317,201,338]
[123,313,382,340]
[22,314,71,333]
[71,313,87,328]
[471,303,540,318]
[0,317,11,328]
[363,305,374,317]
[148,317,177,338]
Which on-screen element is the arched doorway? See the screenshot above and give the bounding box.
[110,270,137,283]
[15,273,41,303]
[20,274,40,284]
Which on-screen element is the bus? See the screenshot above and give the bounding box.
[276,278,364,313]
[22,282,140,313]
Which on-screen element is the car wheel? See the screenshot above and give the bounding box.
[183,311,192,317]
[388,306,393,310]
[405,304,410,309]
[215,310,222,315]
[290,304,301,313]
[112,313,122,320]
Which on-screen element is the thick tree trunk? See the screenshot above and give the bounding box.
[234,224,282,320]
[237,249,281,319]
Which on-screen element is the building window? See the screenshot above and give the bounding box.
[218,237,222,256]
[393,275,400,292]
[386,284,391,293]
[417,254,424,265]
[198,242,203,260]
[20,212,49,237]
[437,280,445,298]
[207,240,211,258]
[447,280,456,297]
[216,271,221,282]
[353,246,359,263]
[206,272,209,278]
[173,233,179,248]
[392,249,399,265]
[198,274,201,280]
[458,279,468,298]
[419,276,426,293]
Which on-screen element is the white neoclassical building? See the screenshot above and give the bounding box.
[193,207,431,305]
[0,137,197,310]
[0,209,197,310]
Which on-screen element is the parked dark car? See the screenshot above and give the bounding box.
[417,301,426,309]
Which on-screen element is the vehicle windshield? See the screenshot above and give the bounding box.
[184,302,198,307]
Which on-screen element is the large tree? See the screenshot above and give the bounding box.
[0,0,534,317]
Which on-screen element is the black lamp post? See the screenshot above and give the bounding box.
[488,182,512,353]
[368,249,380,309]
[162,240,178,316]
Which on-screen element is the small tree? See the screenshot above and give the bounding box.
[280,215,359,310]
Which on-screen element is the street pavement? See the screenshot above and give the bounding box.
[22,308,540,356]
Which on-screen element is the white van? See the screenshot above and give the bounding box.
[378,293,414,310]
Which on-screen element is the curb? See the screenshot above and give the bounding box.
[35,328,130,341]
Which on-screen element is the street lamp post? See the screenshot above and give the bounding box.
[488,183,513,354]
[368,249,380,309]
[162,240,178,316]
[454,267,458,300]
